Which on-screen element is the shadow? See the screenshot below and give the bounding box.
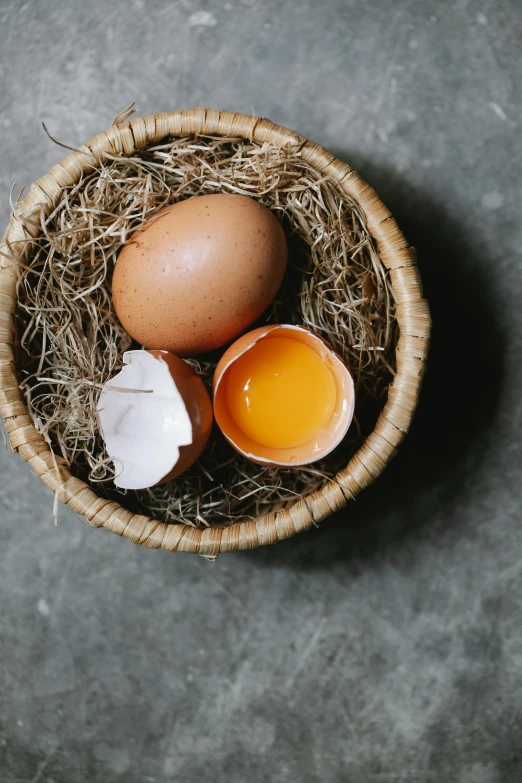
[244,153,507,568]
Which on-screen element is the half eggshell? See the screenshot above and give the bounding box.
[97,350,213,489]
[212,325,355,467]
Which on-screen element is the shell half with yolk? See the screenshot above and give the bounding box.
[212,325,355,467]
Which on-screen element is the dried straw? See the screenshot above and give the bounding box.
[14,133,396,526]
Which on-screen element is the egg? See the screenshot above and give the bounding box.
[97,350,213,489]
[112,194,288,356]
[213,325,355,467]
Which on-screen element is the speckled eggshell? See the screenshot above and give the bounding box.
[112,194,288,356]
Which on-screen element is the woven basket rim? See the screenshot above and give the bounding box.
[0,107,431,556]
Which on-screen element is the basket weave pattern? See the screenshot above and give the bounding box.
[0,109,431,555]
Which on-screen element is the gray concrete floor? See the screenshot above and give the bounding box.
[1,1,521,781]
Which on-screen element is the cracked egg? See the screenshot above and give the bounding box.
[213,325,355,467]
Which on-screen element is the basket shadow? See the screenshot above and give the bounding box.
[242,154,506,568]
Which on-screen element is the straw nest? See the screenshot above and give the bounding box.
[12,125,397,527]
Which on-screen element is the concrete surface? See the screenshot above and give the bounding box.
[1,1,521,781]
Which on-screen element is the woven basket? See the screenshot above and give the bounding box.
[0,108,431,556]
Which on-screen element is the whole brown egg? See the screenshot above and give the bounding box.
[112,194,288,355]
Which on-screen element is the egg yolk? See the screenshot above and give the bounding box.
[225,336,337,449]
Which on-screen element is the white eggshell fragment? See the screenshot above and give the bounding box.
[97,350,193,490]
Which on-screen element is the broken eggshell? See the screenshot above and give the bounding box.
[212,324,355,467]
[97,350,213,489]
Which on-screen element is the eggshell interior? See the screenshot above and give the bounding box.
[213,325,355,467]
[97,350,213,489]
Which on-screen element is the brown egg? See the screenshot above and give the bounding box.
[112,194,288,356]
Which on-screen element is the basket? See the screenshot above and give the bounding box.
[0,108,431,556]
